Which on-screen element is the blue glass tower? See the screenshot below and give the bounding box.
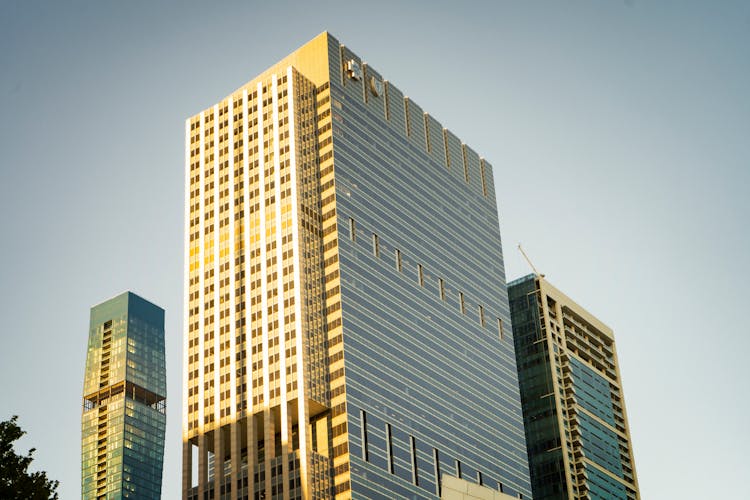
[82,292,166,499]
[333,38,531,499]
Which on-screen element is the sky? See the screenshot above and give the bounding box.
[0,0,748,498]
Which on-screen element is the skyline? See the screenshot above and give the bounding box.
[1,1,748,499]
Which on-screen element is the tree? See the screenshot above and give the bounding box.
[0,416,59,500]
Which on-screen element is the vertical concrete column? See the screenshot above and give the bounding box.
[281,401,291,500]
[198,433,208,499]
[247,413,257,498]
[214,427,224,500]
[264,408,275,500]
[230,420,240,500]
[182,439,192,500]
[315,417,329,458]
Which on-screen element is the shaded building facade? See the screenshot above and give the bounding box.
[508,275,639,499]
[81,292,166,498]
[183,32,530,499]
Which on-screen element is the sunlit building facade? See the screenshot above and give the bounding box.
[508,275,640,499]
[81,292,166,499]
[183,32,530,499]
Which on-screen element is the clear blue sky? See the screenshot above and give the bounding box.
[1,1,748,498]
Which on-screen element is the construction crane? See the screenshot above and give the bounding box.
[518,244,545,278]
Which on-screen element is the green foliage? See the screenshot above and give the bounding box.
[0,416,59,500]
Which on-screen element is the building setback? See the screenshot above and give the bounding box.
[183,32,530,499]
[508,275,640,499]
[81,292,166,498]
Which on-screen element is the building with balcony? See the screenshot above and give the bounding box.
[508,275,639,499]
[81,291,166,498]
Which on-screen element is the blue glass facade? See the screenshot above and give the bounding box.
[183,32,531,499]
[508,275,639,500]
[82,292,166,499]
[327,35,531,499]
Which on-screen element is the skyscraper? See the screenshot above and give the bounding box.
[81,292,166,499]
[508,275,640,500]
[183,32,530,499]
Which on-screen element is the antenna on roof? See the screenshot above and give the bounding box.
[518,244,545,279]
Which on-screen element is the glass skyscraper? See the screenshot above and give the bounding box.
[508,275,640,500]
[183,32,530,499]
[81,292,166,499]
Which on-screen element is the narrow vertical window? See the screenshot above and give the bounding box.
[384,81,390,121]
[461,144,469,183]
[360,409,369,462]
[459,292,465,314]
[404,98,411,137]
[372,233,379,257]
[386,423,394,474]
[478,305,485,327]
[479,159,488,197]
[348,217,356,242]
[455,459,462,479]
[442,128,450,169]
[410,435,419,486]
[424,113,431,153]
[477,470,483,486]
[433,448,441,496]
[498,481,504,493]
[438,278,446,301]
[395,249,402,273]
[417,264,424,287]
[497,318,504,340]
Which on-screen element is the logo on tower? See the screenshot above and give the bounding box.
[346,59,362,80]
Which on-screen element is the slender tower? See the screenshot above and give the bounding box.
[183,32,530,499]
[509,275,640,499]
[81,291,166,498]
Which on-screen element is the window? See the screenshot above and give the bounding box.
[461,144,470,183]
[348,217,356,242]
[480,159,488,197]
[417,264,424,287]
[386,423,394,474]
[497,318,504,340]
[438,278,446,301]
[478,305,485,327]
[395,249,402,272]
[442,129,450,169]
[410,436,419,486]
[360,410,368,462]
[455,459,462,478]
[424,114,431,153]
[459,292,466,314]
[404,98,411,137]
[433,448,441,496]
[372,234,379,257]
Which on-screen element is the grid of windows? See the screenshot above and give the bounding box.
[345,216,507,335]
[508,275,640,500]
[336,38,529,499]
[183,32,528,500]
[184,65,331,500]
[81,293,165,499]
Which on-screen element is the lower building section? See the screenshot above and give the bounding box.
[182,403,333,500]
[441,475,521,500]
